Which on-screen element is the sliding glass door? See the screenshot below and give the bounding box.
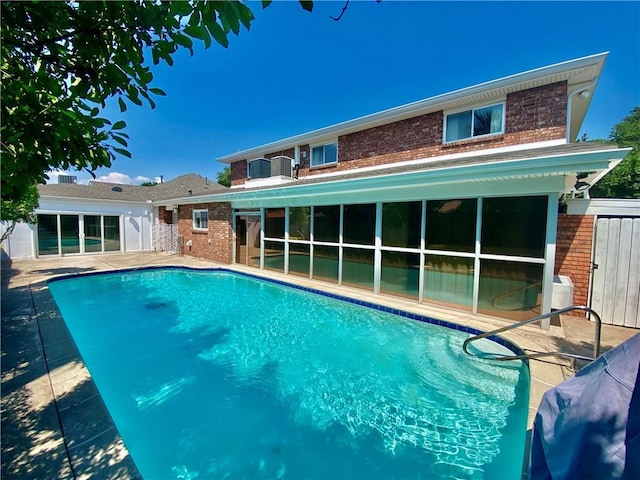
[37,214,122,256]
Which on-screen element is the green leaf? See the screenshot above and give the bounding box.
[118,97,127,112]
[207,21,229,48]
[149,87,167,96]
[90,107,99,117]
[261,0,273,8]
[113,147,131,158]
[170,1,192,17]
[112,120,126,130]
[299,1,313,12]
[111,135,128,147]
[184,25,206,40]
[172,32,194,51]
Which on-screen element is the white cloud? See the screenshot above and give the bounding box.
[134,175,152,184]
[94,172,135,185]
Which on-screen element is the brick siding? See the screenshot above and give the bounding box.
[178,203,232,263]
[555,213,595,317]
[232,81,568,183]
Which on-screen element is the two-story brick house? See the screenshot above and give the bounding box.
[159,52,630,327]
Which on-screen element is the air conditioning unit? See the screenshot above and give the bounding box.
[552,275,574,309]
[270,156,292,177]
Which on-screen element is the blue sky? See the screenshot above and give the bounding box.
[52,1,640,185]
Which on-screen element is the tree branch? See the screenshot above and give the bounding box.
[330,0,350,21]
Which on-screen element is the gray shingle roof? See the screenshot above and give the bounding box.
[38,173,227,202]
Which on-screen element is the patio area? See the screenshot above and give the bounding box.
[2,252,637,479]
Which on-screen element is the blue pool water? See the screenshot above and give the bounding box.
[48,268,529,479]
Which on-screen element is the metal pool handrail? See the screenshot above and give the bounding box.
[463,305,603,363]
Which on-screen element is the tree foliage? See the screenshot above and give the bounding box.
[1,0,314,208]
[590,107,640,198]
[216,165,231,187]
[0,184,39,243]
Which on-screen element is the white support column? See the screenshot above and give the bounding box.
[260,209,265,270]
[284,207,290,274]
[309,206,314,279]
[472,197,483,314]
[418,200,426,303]
[373,202,382,294]
[541,192,559,329]
[338,204,344,285]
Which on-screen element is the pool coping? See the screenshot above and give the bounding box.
[32,263,566,479]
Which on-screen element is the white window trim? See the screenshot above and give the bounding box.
[192,209,209,230]
[309,141,338,168]
[443,101,506,144]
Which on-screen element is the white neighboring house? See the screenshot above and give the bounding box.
[1,173,227,260]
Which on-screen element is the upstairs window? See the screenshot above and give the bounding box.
[445,103,504,142]
[192,209,208,230]
[310,142,338,167]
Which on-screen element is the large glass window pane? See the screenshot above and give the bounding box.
[312,245,338,284]
[311,146,323,167]
[481,196,547,258]
[103,216,120,252]
[235,215,260,267]
[314,205,340,243]
[265,208,285,239]
[342,247,374,291]
[381,251,420,300]
[264,240,285,273]
[289,207,310,240]
[478,260,543,321]
[474,104,503,136]
[426,198,477,253]
[37,214,59,256]
[445,110,472,142]
[60,215,80,254]
[382,201,421,248]
[343,203,375,245]
[423,255,474,311]
[84,215,102,253]
[324,143,337,163]
[288,243,310,278]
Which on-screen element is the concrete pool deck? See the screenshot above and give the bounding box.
[2,252,637,479]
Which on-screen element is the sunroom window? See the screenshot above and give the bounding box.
[192,209,208,230]
[445,103,504,142]
[311,142,338,167]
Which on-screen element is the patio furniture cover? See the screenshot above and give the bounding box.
[529,333,640,479]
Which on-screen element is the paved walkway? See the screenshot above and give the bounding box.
[2,252,637,479]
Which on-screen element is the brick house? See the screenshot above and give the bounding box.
[160,52,631,327]
[5,53,633,327]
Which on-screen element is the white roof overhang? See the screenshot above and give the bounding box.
[218,53,608,164]
[168,146,630,208]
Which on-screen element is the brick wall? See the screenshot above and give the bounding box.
[231,82,568,183]
[158,206,172,224]
[555,213,594,316]
[178,203,232,263]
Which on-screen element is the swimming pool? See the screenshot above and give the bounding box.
[48,267,529,479]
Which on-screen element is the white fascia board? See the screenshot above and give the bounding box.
[566,198,640,216]
[38,195,148,206]
[172,146,628,207]
[218,53,608,164]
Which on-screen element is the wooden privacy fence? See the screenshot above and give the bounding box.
[590,216,640,328]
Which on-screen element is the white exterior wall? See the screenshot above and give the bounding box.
[1,222,36,260]
[1,197,155,259]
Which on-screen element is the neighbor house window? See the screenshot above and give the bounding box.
[310,142,338,167]
[445,103,504,142]
[192,209,208,230]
